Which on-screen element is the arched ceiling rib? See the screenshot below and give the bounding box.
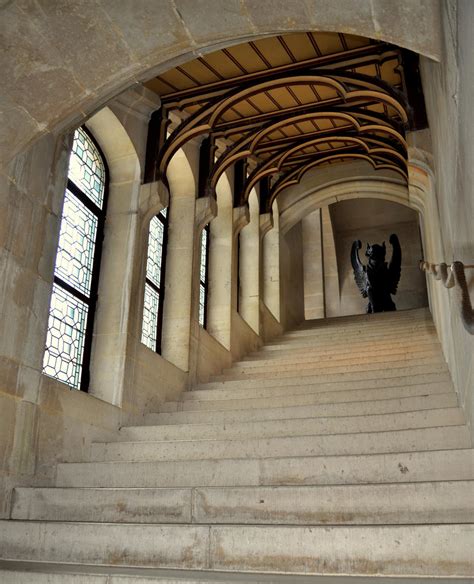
[144,31,427,213]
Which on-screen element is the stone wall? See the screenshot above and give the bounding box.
[280,223,305,329]
[420,0,474,442]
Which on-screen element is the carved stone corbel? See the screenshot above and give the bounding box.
[139,180,170,227]
[259,212,274,242]
[111,85,162,124]
[232,204,250,241]
[195,195,218,234]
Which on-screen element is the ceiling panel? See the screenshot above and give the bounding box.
[147,30,421,206]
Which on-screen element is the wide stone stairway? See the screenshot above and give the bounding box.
[1,308,473,582]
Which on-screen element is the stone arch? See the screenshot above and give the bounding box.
[1,1,442,169]
[84,107,142,405]
[277,158,434,322]
[278,162,412,235]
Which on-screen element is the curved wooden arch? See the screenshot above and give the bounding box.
[208,109,407,190]
[208,76,347,126]
[158,71,409,182]
[241,135,407,203]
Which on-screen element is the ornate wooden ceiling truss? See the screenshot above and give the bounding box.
[144,32,427,213]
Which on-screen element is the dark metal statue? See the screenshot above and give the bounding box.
[351,234,402,313]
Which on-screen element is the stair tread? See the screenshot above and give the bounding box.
[1,521,472,577]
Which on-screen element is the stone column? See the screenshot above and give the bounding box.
[239,190,261,334]
[85,107,144,405]
[207,172,233,349]
[160,191,196,371]
[231,204,250,311]
[302,209,325,319]
[262,203,281,322]
[187,195,218,385]
[160,142,199,372]
[321,205,340,317]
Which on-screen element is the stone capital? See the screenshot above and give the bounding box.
[259,212,274,242]
[232,204,250,239]
[195,195,218,233]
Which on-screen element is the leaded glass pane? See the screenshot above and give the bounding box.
[146,215,165,288]
[199,284,206,326]
[141,283,159,350]
[54,190,98,297]
[68,128,106,209]
[42,285,88,389]
[200,228,208,283]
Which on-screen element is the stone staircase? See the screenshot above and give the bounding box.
[1,308,473,582]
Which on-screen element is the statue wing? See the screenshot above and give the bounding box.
[388,233,402,294]
[351,240,368,298]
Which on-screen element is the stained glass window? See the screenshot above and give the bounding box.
[68,127,106,209]
[141,208,168,352]
[198,224,210,327]
[43,127,107,390]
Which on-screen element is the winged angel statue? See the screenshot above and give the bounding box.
[351,234,402,313]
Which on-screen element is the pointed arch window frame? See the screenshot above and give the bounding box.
[199,223,211,328]
[141,207,169,353]
[43,126,109,391]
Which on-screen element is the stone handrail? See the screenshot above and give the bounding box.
[420,260,474,335]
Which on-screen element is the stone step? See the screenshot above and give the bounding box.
[240,341,441,365]
[148,393,458,426]
[119,408,464,443]
[213,357,443,382]
[287,310,430,327]
[260,334,438,352]
[1,563,466,584]
[196,368,451,391]
[293,313,431,332]
[226,349,441,375]
[89,426,470,463]
[11,480,474,525]
[209,361,448,387]
[158,381,452,414]
[279,326,436,343]
[271,322,436,341]
[0,521,472,577]
[56,448,474,488]
[189,375,451,402]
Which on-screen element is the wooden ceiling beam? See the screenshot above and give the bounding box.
[160,43,396,106]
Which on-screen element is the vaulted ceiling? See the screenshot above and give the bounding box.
[144,31,427,213]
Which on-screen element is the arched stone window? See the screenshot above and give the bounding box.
[43,127,108,390]
[198,223,210,327]
[141,208,169,353]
